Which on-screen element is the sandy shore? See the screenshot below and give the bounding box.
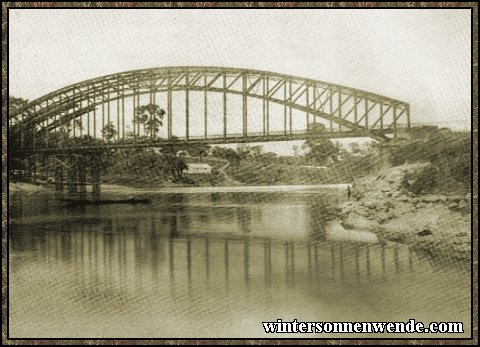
[101,183,351,194]
[8,182,50,194]
[9,181,351,200]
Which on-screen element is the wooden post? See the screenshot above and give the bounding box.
[92,161,101,200]
[68,157,78,196]
[55,164,64,192]
[78,160,87,198]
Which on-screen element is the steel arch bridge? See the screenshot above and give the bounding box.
[10,66,410,152]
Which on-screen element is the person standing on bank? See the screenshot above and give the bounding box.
[347,186,351,200]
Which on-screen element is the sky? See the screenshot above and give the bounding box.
[9,8,472,152]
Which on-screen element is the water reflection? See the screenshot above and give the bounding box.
[9,191,470,338]
[10,218,423,288]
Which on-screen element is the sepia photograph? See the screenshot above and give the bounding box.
[3,3,476,343]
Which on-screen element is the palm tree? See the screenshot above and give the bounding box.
[102,121,117,142]
[133,112,148,138]
[134,103,165,140]
[145,115,163,139]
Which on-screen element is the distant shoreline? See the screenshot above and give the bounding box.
[9,181,351,195]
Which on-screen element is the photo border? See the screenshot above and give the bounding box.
[2,2,478,345]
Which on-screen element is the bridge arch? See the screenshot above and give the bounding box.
[10,66,410,149]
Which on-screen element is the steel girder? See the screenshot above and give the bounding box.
[10,66,410,144]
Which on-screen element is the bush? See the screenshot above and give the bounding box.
[389,130,469,193]
[401,165,438,195]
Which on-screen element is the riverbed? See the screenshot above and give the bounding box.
[8,185,471,338]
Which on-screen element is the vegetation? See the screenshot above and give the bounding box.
[133,103,165,140]
[390,127,470,193]
[303,125,342,165]
[101,121,117,141]
[401,165,438,195]
[8,95,470,193]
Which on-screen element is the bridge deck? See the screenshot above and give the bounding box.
[25,128,402,154]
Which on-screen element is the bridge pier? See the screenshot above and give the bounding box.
[28,156,36,182]
[65,155,102,200]
[43,155,48,185]
[78,162,87,199]
[55,165,64,192]
[68,158,78,196]
[92,161,101,201]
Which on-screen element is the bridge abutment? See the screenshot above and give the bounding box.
[49,155,103,200]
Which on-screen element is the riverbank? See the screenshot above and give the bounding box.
[103,183,351,194]
[9,181,351,195]
[338,163,471,260]
[8,182,49,193]
[10,175,471,262]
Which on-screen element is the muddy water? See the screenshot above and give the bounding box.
[8,187,471,338]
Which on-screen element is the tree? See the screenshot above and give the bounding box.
[307,123,326,133]
[9,96,29,114]
[133,112,148,138]
[102,121,117,141]
[349,142,363,155]
[237,144,263,161]
[303,127,341,165]
[134,103,165,140]
[260,152,278,163]
[8,96,32,170]
[185,143,210,161]
[9,96,31,141]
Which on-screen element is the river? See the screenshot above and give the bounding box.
[8,186,471,338]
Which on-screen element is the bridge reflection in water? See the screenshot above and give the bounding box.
[9,191,470,338]
[11,212,417,293]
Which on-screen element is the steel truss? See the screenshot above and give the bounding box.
[10,66,410,149]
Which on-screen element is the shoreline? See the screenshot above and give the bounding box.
[9,176,470,262]
[9,181,351,195]
[337,163,471,261]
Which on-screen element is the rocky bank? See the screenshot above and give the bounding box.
[339,163,471,260]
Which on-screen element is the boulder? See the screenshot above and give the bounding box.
[341,214,380,231]
[447,195,463,202]
[376,211,391,224]
[362,197,381,209]
[457,199,469,211]
[355,206,372,218]
[448,202,458,210]
[438,195,447,203]
[422,195,440,203]
[417,229,433,236]
[392,201,414,217]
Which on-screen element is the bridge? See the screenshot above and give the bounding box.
[9,66,412,198]
[10,66,410,153]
